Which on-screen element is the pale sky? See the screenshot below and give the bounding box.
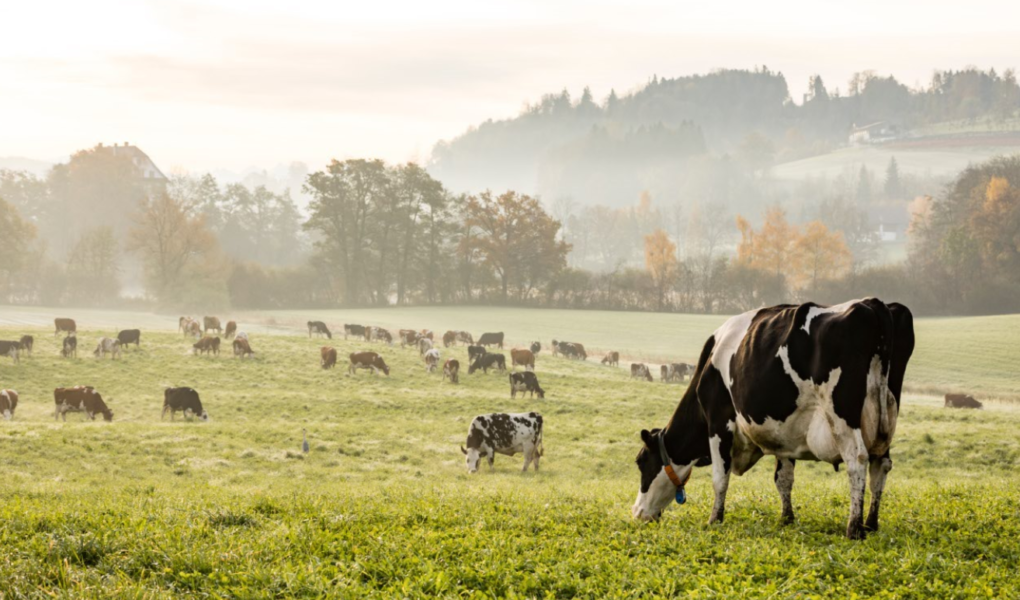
[1,0,1018,173]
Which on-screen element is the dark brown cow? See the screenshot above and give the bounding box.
[203,316,222,334]
[630,363,653,382]
[54,318,76,337]
[602,351,620,367]
[224,321,237,339]
[443,359,460,384]
[19,335,33,355]
[0,341,20,364]
[1,389,18,420]
[117,329,141,348]
[511,348,535,371]
[54,386,113,421]
[233,338,254,358]
[193,336,221,356]
[349,352,390,376]
[400,329,420,348]
[443,331,457,347]
[945,393,983,409]
[321,346,337,369]
[62,335,77,358]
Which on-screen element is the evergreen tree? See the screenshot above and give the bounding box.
[883,156,902,199]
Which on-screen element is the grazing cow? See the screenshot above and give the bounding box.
[461,412,544,473]
[0,340,20,364]
[632,299,915,540]
[400,329,420,348]
[418,337,434,357]
[93,337,122,360]
[477,332,504,349]
[0,389,18,420]
[661,362,693,382]
[510,348,535,371]
[530,341,541,354]
[203,316,222,334]
[235,331,249,342]
[308,321,332,339]
[551,339,560,357]
[163,387,210,421]
[602,351,620,367]
[179,316,191,333]
[509,372,545,399]
[443,330,457,347]
[558,341,587,361]
[374,328,393,345]
[420,330,434,341]
[349,352,391,376]
[193,336,221,356]
[54,386,114,421]
[469,353,506,374]
[19,335,34,355]
[186,320,202,338]
[456,331,474,345]
[117,329,141,348]
[344,324,366,340]
[945,393,982,409]
[423,348,441,372]
[444,359,460,384]
[467,345,486,364]
[62,335,77,358]
[224,321,237,339]
[233,338,255,358]
[54,318,76,337]
[631,363,653,382]
[321,346,338,369]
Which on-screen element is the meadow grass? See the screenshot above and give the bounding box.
[0,319,1018,597]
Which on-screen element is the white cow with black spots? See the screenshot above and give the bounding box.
[460,412,544,473]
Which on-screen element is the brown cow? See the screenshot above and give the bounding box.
[193,336,221,356]
[511,348,535,371]
[224,321,237,339]
[233,338,254,358]
[349,352,390,376]
[443,359,460,384]
[186,320,202,338]
[54,386,113,421]
[420,330,434,341]
[54,318,76,337]
[203,316,222,334]
[400,329,420,348]
[456,331,474,345]
[443,330,457,347]
[601,351,619,367]
[321,346,337,369]
[19,335,34,355]
[945,393,983,409]
[178,316,191,333]
[0,389,18,420]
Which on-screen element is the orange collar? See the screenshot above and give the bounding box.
[657,433,690,489]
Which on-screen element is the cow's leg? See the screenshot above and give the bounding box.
[840,428,870,539]
[774,458,796,524]
[521,445,534,472]
[865,451,893,532]
[708,429,734,524]
[487,450,495,471]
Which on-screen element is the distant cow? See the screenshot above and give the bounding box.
[54,318,76,336]
[179,316,191,333]
[233,338,255,358]
[235,331,249,342]
[461,412,543,473]
[93,337,122,359]
[662,362,693,382]
[344,324,366,340]
[602,351,620,367]
[0,389,18,420]
[186,320,202,338]
[375,328,393,345]
[467,345,486,364]
[349,352,390,376]
[477,332,504,349]
[224,321,237,339]
[469,353,506,375]
[456,331,474,345]
[557,341,587,361]
[0,341,20,364]
[444,359,460,384]
[530,341,541,354]
[400,329,420,348]
[193,336,221,356]
[510,348,535,371]
[54,386,113,421]
[203,316,222,334]
[420,330,434,341]
[443,331,457,347]
[631,363,653,382]
[945,393,983,409]
[19,335,33,355]
[308,321,332,339]
[424,348,441,372]
[510,372,545,399]
[419,337,434,357]
[117,329,141,348]
[321,346,337,369]
[163,387,210,421]
[62,335,77,358]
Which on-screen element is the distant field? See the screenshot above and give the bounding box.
[3,304,1016,401]
[0,324,1017,596]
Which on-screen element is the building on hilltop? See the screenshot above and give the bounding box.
[848,122,899,145]
[101,141,167,185]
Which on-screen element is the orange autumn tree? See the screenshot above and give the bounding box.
[794,220,853,291]
[644,228,678,311]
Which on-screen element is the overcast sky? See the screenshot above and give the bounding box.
[2,0,1018,173]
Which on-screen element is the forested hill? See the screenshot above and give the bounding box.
[428,67,1020,208]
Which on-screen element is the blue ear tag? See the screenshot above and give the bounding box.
[675,488,687,505]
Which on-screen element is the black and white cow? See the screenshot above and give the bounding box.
[509,371,545,399]
[469,353,506,374]
[162,387,210,421]
[467,344,486,364]
[632,299,915,540]
[460,412,544,473]
[344,324,365,340]
[0,340,20,364]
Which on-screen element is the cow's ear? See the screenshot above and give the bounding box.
[460,445,468,455]
[640,429,654,449]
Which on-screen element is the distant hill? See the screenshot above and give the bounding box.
[0,156,54,176]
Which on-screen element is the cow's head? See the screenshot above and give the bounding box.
[536,386,545,399]
[200,410,211,422]
[460,444,485,473]
[632,428,692,522]
[374,358,390,376]
[101,407,114,422]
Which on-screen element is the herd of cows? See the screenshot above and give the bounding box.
[0,299,993,539]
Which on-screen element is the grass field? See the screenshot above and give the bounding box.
[0,308,1018,596]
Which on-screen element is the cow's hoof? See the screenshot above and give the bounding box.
[846,521,867,540]
[780,511,795,525]
[864,517,879,532]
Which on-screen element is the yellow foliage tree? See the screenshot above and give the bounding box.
[794,220,853,291]
[644,228,678,311]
